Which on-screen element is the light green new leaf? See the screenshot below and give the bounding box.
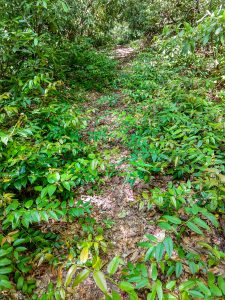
[107,256,121,275]
[156,280,163,300]
[65,265,76,287]
[72,269,90,287]
[112,290,122,300]
[93,271,108,294]
[218,276,225,295]
[119,281,134,292]
[47,184,57,196]
[62,181,70,191]
[151,263,158,281]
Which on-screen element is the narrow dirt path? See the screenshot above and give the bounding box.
[70,46,165,299]
[34,45,165,300]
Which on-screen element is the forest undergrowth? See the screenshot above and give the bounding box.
[1,3,225,299]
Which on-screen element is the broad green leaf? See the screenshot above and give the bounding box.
[62,181,70,191]
[16,276,24,290]
[47,172,60,184]
[0,267,13,275]
[0,279,12,289]
[61,1,69,12]
[179,280,195,291]
[65,265,76,287]
[166,280,176,290]
[163,237,173,258]
[41,187,48,199]
[147,289,156,300]
[175,262,183,278]
[93,271,108,294]
[0,258,11,267]
[128,290,138,300]
[186,221,203,235]
[201,211,219,227]
[72,269,90,287]
[188,290,204,298]
[90,159,98,170]
[47,185,57,197]
[156,280,163,300]
[48,211,59,220]
[209,283,222,297]
[163,215,181,225]
[197,281,211,296]
[188,261,198,274]
[136,278,149,289]
[145,234,158,242]
[193,217,210,230]
[119,281,134,292]
[208,272,215,284]
[155,243,164,262]
[151,263,158,281]
[15,247,27,252]
[218,276,225,295]
[92,256,102,270]
[107,256,120,275]
[158,222,173,230]
[145,246,155,261]
[112,290,122,300]
[24,200,33,209]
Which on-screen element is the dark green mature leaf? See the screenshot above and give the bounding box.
[107,256,121,275]
[72,269,90,287]
[93,271,108,294]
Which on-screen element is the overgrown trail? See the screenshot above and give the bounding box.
[69,46,160,299]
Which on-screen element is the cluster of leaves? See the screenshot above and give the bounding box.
[0,0,118,296]
[1,0,225,299]
[162,8,225,56]
[115,0,224,41]
[103,20,225,299]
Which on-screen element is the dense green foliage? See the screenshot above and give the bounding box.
[114,34,225,299]
[0,0,225,299]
